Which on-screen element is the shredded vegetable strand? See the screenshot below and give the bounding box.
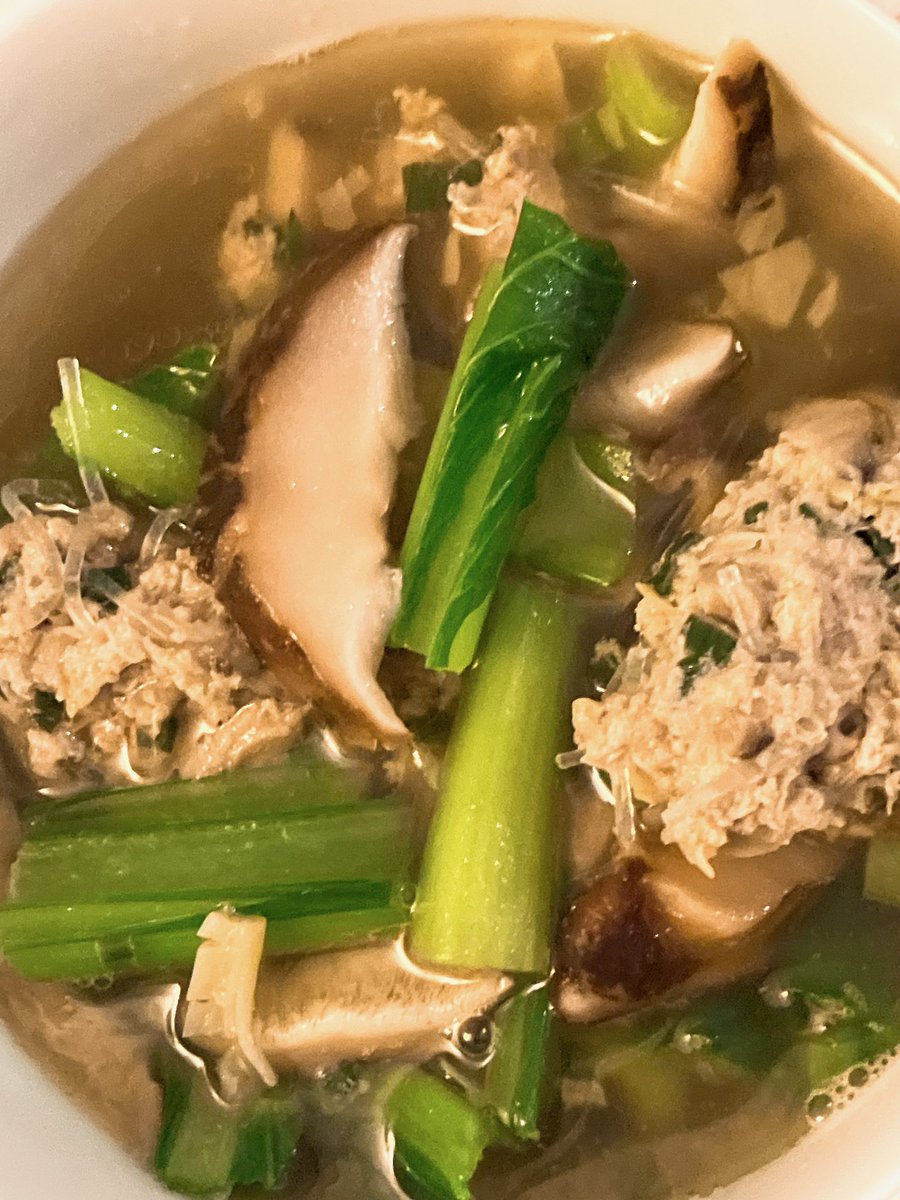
[62,523,96,631]
[1,478,79,523]
[57,357,109,509]
[140,507,188,569]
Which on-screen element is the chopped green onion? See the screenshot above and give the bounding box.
[743,501,769,525]
[275,210,305,265]
[51,368,208,506]
[32,690,64,733]
[154,1053,303,1197]
[411,574,577,974]
[387,1071,495,1200]
[81,564,132,612]
[482,989,554,1141]
[130,344,222,427]
[647,531,703,597]
[402,160,484,213]
[679,615,737,694]
[855,524,895,566]
[391,201,630,671]
[798,502,824,527]
[511,432,635,587]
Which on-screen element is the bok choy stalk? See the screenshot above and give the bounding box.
[154,1052,303,1197]
[511,431,635,586]
[563,40,695,172]
[410,572,577,975]
[0,760,411,980]
[390,201,630,672]
[482,987,554,1140]
[51,364,208,505]
[387,1070,496,1200]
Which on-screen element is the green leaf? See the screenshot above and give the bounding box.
[855,523,895,566]
[647,530,703,597]
[402,160,485,212]
[391,201,631,670]
[483,989,554,1140]
[743,501,769,525]
[275,209,306,265]
[33,690,64,733]
[130,344,221,427]
[387,1071,495,1200]
[154,1053,303,1197]
[679,614,737,694]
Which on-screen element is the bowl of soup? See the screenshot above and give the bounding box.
[1,1,900,1198]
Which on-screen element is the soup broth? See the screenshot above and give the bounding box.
[0,18,899,1200]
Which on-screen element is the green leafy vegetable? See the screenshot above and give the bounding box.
[743,501,769,525]
[81,564,132,612]
[411,574,576,974]
[648,530,703,597]
[130,344,221,426]
[51,368,208,506]
[855,524,895,566]
[563,107,620,167]
[33,690,64,733]
[483,989,554,1140]
[402,160,484,212]
[511,432,635,586]
[562,41,695,174]
[391,201,630,671]
[10,759,412,910]
[771,869,900,1089]
[387,1071,496,1200]
[679,615,737,694]
[275,210,305,265]
[603,40,694,149]
[154,1054,303,1197]
[0,879,407,981]
[799,502,824,527]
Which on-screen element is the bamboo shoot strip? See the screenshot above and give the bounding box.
[410,573,578,974]
[391,201,630,672]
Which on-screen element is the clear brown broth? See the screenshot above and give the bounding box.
[0,17,900,1200]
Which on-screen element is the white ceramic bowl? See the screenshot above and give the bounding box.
[1,0,900,1197]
